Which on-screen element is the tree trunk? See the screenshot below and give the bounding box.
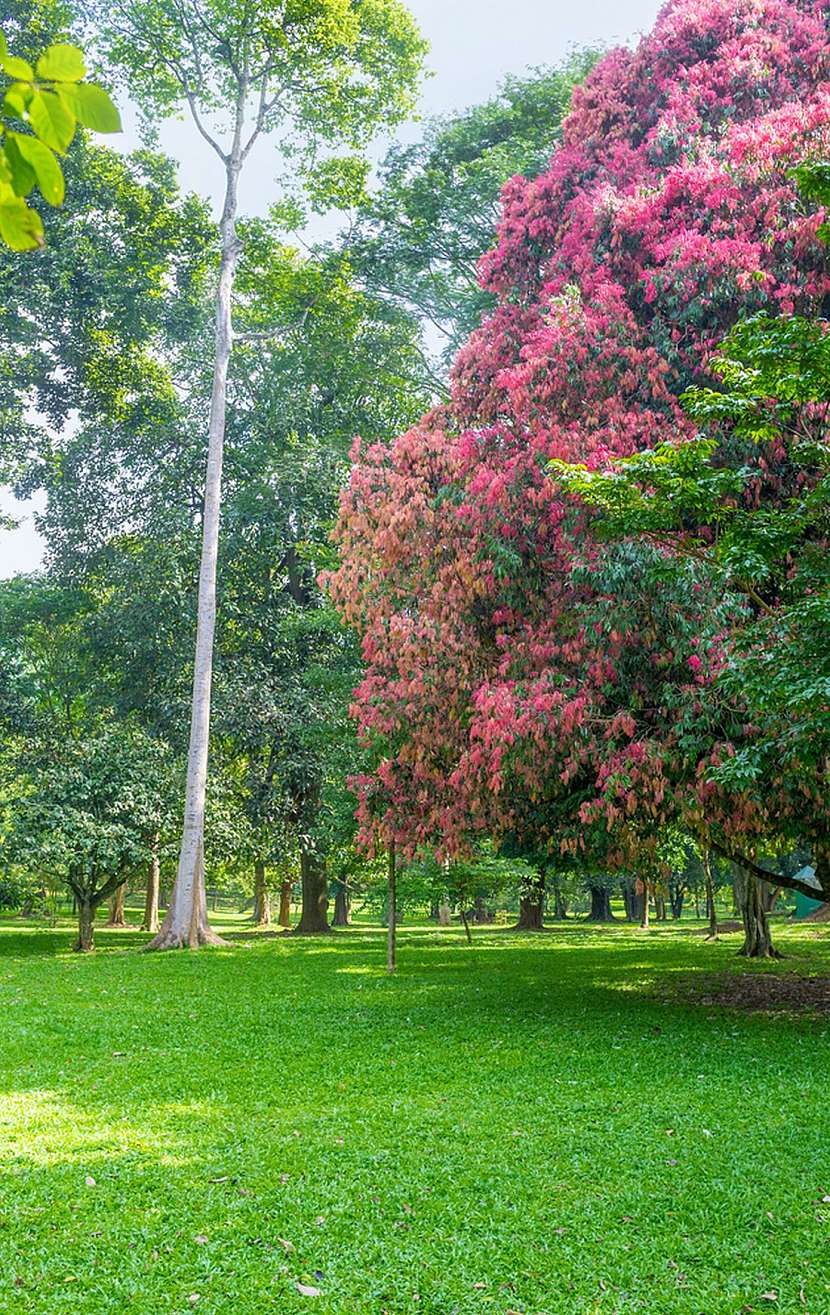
[294,849,330,934]
[278,878,292,929]
[438,900,451,926]
[760,880,780,914]
[253,858,271,927]
[703,851,718,941]
[145,156,243,951]
[655,892,667,921]
[460,903,472,945]
[551,876,568,919]
[640,879,650,929]
[107,882,126,927]
[472,894,492,923]
[622,878,635,922]
[387,843,396,973]
[587,884,614,922]
[739,869,782,959]
[515,872,545,930]
[141,833,160,933]
[75,899,95,953]
[332,879,351,927]
[670,882,684,919]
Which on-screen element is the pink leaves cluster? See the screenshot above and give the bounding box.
[325,0,830,860]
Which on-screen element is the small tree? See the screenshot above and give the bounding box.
[6,722,172,950]
[82,0,426,948]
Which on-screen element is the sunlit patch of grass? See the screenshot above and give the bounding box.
[0,917,829,1313]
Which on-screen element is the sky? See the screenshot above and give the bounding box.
[0,0,663,578]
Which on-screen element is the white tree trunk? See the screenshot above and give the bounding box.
[146,157,241,951]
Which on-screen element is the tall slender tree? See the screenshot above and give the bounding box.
[82,0,426,947]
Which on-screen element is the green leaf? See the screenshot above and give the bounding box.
[3,138,36,197]
[28,88,76,154]
[0,32,7,59]
[36,43,86,83]
[8,133,64,206]
[3,82,31,120]
[0,55,34,81]
[61,83,121,133]
[0,196,44,250]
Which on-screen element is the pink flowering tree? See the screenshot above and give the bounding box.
[326,0,830,920]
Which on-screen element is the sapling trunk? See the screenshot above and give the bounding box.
[387,842,397,973]
[459,904,472,945]
[704,852,718,941]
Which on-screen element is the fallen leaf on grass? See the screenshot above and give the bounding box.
[194,1235,208,1246]
[84,1176,96,1187]
[296,1283,321,1297]
[277,1238,295,1253]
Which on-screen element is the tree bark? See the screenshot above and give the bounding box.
[278,878,292,928]
[145,144,244,950]
[738,869,782,959]
[141,833,160,933]
[107,882,126,927]
[438,900,451,926]
[332,879,351,927]
[640,879,650,929]
[387,842,396,973]
[515,872,545,930]
[294,849,330,934]
[587,884,614,922]
[670,881,684,919]
[253,858,271,926]
[75,899,95,953]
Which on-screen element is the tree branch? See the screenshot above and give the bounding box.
[708,837,826,902]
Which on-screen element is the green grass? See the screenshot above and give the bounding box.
[1,916,829,1315]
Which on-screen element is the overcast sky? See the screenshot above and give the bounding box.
[0,0,662,578]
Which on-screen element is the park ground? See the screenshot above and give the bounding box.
[0,916,829,1315]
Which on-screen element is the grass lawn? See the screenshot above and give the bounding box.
[1,916,829,1315]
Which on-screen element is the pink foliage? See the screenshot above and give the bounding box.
[325,0,830,860]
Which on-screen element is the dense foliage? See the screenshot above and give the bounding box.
[327,0,830,897]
